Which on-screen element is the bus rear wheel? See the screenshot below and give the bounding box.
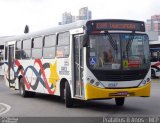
[19,78,35,97]
[65,82,73,108]
[115,97,125,106]
[19,78,29,97]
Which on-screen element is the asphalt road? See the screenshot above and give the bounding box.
[0,76,160,118]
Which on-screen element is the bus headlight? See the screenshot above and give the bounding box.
[139,78,150,87]
[90,79,95,84]
[88,77,105,88]
[95,82,100,86]
[94,81,104,88]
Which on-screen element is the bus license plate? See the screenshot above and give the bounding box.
[117,92,128,96]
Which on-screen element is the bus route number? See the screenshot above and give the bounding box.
[108,82,118,87]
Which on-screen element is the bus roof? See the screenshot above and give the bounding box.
[4,20,88,42]
[4,19,145,42]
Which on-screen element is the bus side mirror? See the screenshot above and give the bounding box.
[81,35,88,47]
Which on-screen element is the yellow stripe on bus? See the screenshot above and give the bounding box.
[85,82,151,100]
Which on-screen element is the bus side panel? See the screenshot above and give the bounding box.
[14,59,44,93]
[42,58,72,96]
[31,59,46,93]
[42,59,60,95]
[12,58,71,96]
[56,58,72,96]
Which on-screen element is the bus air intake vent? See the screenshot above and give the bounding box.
[91,69,147,81]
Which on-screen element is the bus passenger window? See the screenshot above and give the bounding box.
[15,40,22,59]
[22,39,31,59]
[56,32,70,58]
[32,37,43,59]
[43,34,56,59]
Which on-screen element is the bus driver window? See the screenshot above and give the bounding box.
[99,49,114,67]
[108,49,114,63]
[99,51,108,67]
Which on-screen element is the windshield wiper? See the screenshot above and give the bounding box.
[105,31,117,51]
[126,32,135,51]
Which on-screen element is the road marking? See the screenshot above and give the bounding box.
[0,103,11,116]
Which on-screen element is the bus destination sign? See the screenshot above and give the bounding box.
[87,20,145,32]
[96,22,137,30]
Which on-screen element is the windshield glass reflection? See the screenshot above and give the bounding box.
[88,33,150,70]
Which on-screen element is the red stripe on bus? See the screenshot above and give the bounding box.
[15,60,31,90]
[34,59,55,94]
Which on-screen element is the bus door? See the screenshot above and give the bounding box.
[8,44,15,88]
[73,35,84,98]
[0,45,4,75]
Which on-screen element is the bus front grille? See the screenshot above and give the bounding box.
[91,69,148,81]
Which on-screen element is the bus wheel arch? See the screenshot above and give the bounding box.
[18,76,35,97]
[18,75,23,83]
[60,78,73,108]
[60,78,68,100]
[19,76,28,97]
[18,75,23,89]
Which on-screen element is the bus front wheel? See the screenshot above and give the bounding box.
[65,82,73,108]
[115,97,125,106]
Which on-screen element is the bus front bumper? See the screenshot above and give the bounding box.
[85,82,151,100]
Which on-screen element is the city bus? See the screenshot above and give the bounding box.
[150,41,160,78]
[4,19,151,108]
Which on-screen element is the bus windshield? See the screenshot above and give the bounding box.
[88,33,150,70]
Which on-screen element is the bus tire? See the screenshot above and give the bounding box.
[19,78,36,97]
[29,91,36,97]
[65,81,73,108]
[115,97,125,106]
[151,69,156,78]
[19,78,29,97]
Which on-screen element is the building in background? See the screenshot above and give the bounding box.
[145,15,160,42]
[59,7,92,25]
[146,15,160,36]
[79,7,92,20]
[61,12,73,25]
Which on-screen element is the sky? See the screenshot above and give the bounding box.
[0,0,160,36]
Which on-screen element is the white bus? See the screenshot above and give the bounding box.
[4,19,151,107]
[150,41,160,78]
